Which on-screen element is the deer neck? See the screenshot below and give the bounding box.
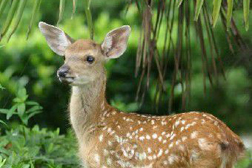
[69,74,107,141]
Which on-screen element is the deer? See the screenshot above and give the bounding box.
[39,22,245,168]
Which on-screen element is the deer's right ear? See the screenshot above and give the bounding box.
[38,22,74,56]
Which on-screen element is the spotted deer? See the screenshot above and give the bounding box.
[39,22,245,168]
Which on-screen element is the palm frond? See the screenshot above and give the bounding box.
[131,0,249,111]
[26,0,42,39]
[57,0,66,25]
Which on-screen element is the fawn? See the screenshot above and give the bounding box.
[39,22,245,168]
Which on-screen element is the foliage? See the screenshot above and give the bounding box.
[0,87,42,125]
[0,84,4,90]
[0,126,78,168]
[0,85,6,127]
[0,86,78,168]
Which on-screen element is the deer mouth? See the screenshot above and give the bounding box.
[58,77,75,84]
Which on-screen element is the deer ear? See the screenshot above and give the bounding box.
[101,25,131,59]
[38,22,74,56]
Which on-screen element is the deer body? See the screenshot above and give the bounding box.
[39,22,245,168]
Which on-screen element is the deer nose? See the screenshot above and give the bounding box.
[57,66,70,78]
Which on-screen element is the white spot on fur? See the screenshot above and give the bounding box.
[148,156,153,160]
[94,154,100,163]
[174,120,180,127]
[139,152,147,160]
[152,133,157,139]
[180,127,185,132]
[191,131,198,139]
[139,136,145,141]
[108,141,112,146]
[170,134,176,140]
[157,149,163,157]
[168,154,177,164]
[158,136,162,142]
[190,150,198,161]
[169,142,174,148]
[99,134,103,142]
[182,136,187,142]
[148,147,152,153]
[198,138,212,150]
[106,158,112,165]
[103,149,109,156]
[107,127,112,133]
[175,140,181,145]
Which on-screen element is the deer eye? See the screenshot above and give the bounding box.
[86,55,95,64]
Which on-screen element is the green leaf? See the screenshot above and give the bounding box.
[26,105,42,114]
[27,111,41,121]
[26,101,39,106]
[244,0,250,31]
[212,0,222,27]
[0,120,7,127]
[6,104,18,120]
[20,115,28,125]
[0,156,7,167]
[22,164,30,168]
[0,84,5,90]
[17,103,26,116]
[194,0,204,21]
[17,88,27,99]
[0,109,9,114]
[13,97,22,103]
[47,143,54,153]
[226,0,233,29]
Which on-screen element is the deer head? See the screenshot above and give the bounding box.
[38,22,131,86]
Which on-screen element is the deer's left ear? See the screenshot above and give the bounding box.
[101,25,131,59]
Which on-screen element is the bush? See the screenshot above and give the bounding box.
[0,126,78,168]
[0,86,79,168]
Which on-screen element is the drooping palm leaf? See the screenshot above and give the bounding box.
[131,0,249,111]
[84,0,94,39]
[57,0,66,25]
[243,0,251,31]
[0,0,19,41]
[26,0,42,39]
[7,0,28,42]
